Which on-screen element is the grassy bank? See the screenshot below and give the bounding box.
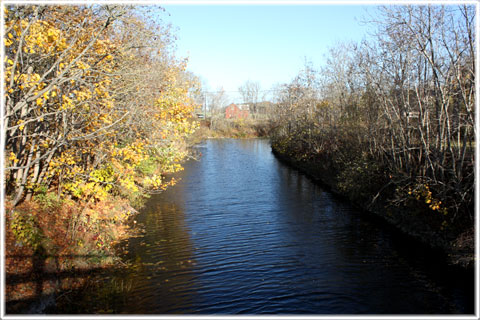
[188,118,273,144]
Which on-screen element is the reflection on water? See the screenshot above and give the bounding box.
[70,139,474,314]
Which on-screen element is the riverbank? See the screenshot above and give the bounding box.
[4,194,141,313]
[271,146,475,269]
[187,119,272,144]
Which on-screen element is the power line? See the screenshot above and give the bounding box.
[199,89,288,94]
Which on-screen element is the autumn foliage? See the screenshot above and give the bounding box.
[4,5,199,306]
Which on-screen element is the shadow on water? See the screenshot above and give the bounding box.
[5,253,133,314]
[273,161,475,314]
[111,199,201,314]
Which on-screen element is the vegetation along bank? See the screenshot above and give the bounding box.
[270,5,475,268]
[4,5,200,311]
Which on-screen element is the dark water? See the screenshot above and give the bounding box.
[79,139,474,314]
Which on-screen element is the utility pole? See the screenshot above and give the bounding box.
[204,92,207,119]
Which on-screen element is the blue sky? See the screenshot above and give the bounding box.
[161,5,373,101]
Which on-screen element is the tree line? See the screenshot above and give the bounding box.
[4,5,199,208]
[270,5,475,238]
[3,5,200,288]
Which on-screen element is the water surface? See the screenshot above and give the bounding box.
[72,139,474,314]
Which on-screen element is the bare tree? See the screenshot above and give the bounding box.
[208,87,229,129]
[238,80,260,118]
[271,4,475,225]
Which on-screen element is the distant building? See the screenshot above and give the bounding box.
[225,103,249,119]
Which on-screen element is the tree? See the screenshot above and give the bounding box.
[4,5,199,208]
[270,4,475,223]
[238,80,260,118]
[208,87,229,129]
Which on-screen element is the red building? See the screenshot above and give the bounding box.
[225,103,249,119]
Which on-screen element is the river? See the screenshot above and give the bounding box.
[59,139,474,314]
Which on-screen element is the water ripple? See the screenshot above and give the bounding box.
[89,139,474,315]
